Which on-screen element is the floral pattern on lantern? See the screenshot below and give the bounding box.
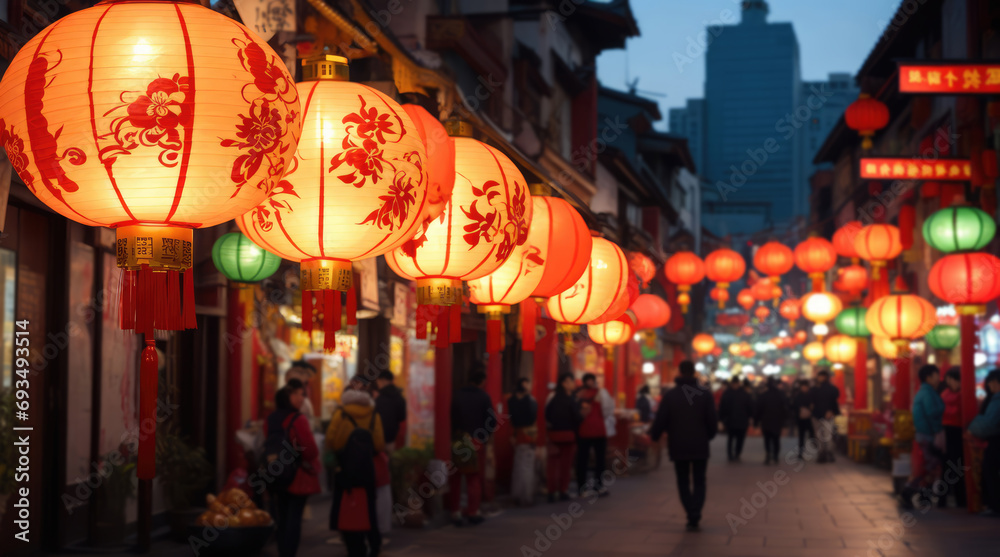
[545,238,628,325]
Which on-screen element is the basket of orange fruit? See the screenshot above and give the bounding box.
[189,488,274,554]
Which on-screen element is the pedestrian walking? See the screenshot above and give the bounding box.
[326,381,385,557]
[636,385,656,423]
[754,377,788,464]
[285,361,319,431]
[545,373,579,503]
[374,370,407,453]
[968,369,1000,514]
[575,372,616,497]
[508,377,538,505]
[264,382,321,557]
[648,361,718,532]
[902,365,945,508]
[447,365,494,526]
[719,377,753,462]
[791,380,814,458]
[939,367,966,507]
[809,370,840,462]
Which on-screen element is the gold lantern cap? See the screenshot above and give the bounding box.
[302,54,350,82]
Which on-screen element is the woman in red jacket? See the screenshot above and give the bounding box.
[265,379,321,557]
[939,367,965,508]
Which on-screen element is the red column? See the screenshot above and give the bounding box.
[834,366,846,405]
[854,338,868,411]
[534,317,557,447]
[486,350,502,407]
[433,343,453,462]
[960,313,978,512]
[893,356,911,411]
[625,342,637,409]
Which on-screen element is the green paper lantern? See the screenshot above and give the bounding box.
[212,232,282,283]
[925,325,960,350]
[922,206,996,253]
[835,307,870,338]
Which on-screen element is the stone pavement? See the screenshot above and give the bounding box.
[98,434,999,556]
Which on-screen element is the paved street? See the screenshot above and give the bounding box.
[187,435,998,557]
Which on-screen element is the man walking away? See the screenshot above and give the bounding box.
[903,365,945,508]
[375,370,407,453]
[447,365,494,526]
[648,361,717,532]
[755,377,788,464]
[575,373,615,497]
[719,377,753,462]
[791,380,814,458]
[809,370,840,463]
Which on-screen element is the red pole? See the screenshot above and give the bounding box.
[433,318,453,462]
[893,356,911,411]
[960,313,978,512]
[226,287,244,474]
[625,342,637,409]
[534,316,557,447]
[854,338,868,411]
[834,366,846,405]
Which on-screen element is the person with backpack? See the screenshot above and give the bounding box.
[325,382,386,557]
[447,365,494,526]
[263,382,320,557]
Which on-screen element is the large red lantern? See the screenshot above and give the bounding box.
[0,0,304,480]
[845,93,889,149]
[834,265,868,299]
[665,251,705,312]
[753,241,794,282]
[779,299,800,327]
[854,224,902,279]
[866,294,937,347]
[239,56,429,349]
[589,271,640,325]
[794,236,837,292]
[387,124,531,344]
[545,238,628,325]
[628,251,657,288]
[928,253,1000,314]
[710,287,730,307]
[737,289,755,311]
[402,104,454,224]
[705,248,746,290]
[754,306,770,321]
[528,195,592,298]
[630,294,671,330]
[750,278,774,302]
[833,221,864,262]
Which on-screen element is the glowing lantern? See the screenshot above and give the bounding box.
[0,0,303,480]
[628,251,657,288]
[834,265,868,298]
[801,292,843,338]
[741,326,755,337]
[728,343,743,357]
[803,341,826,363]
[402,104,454,223]
[387,122,531,344]
[630,294,671,330]
[212,232,281,323]
[779,299,800,327]
[588,318,633,346]
[692,333,716,356]
[925,325,960,350]
[665,251,705,312]
[771,283,783,307]
[845,93,889,149]
[866,294,936,350]
[794,237,837,292]
[240,56,428,349]
[710,287,730,307]
[833,221,864,262]
[794,331,808,344]
[835,307,870,338]
[854,224,902,279]
[590,271,639,325]
[737,289,755,311]
[928,253,1000,314]
[872,335,898,359]
[751,278,775,302]
[753,241,794,282]
[545,238,628,325]
[754,306,770,321]
[824,334,857,363]
[711,347,724,357]
[922,206,996,253]
[705,248,746,292]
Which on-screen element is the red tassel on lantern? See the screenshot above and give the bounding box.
[435,306,449,349]
[138,339,158,479]
[120,270,135,330]
[183,269,197,330]
[167,270,181,331]
[521,299,537,351]
[138,264,154,338]
[487,318,501,353]
[450,303,462,344]
[416,304,430,340]
[324,290,338,352]
[302,291,313,334]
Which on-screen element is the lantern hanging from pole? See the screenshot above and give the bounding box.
[865,294,937,352]
[627,251,656,288]
[545,237,628,325]
[387,121,531,346]
[665,251,705,312]
[835,307,870,338]
[926,325,960,350]
[824,334,858,363]
[854,224,902,279]
[212,232,282,324]
[872,335,899,359]
[845,93,889,149]
[803,341,825,364]
[737,289,755,311]
[779,298,800,327]
[239,55,428,351]
[705,248,746,293]
[401,104,455,224]
[710,287,730,307]
[588,317,633,346]
[794,236,837,292]
[629,294,671,330]
[753,241,793,283]
[833,221,864,263]
[928,253,1000,315]
[0,0,303,480]
[922,206,996,253]
[692,333,716,356]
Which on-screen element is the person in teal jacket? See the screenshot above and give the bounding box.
[968,370,1000,513]
[903,365,945,507]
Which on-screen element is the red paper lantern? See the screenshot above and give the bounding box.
[710,286,730,307]
[692,333,716,355]
[588,317,633,346]
[590,270,640,325]
[834,265,868,299]
[705,248,746,289]
[753,241,794,281]
[628,251,657,288]
[545,238,628,325]
[737,289,755,311]
[779,299,800,327]
[833,221,864,262]
[665,251,705,312]
[866,294,936,346]
[754,306,770,321]
[751,278,774,302]
[402,104,454,224]
[711,347,724,357]
[630,294,671,330]
[928,253,1000,313]
[794,330,808,344]
[529,195,593,298]
[845,93,889,149]
[741,326,755,337]
[854,224,902,279]
[794,236,837,292]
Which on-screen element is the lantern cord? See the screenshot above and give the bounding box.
[184,269,198,330]
[450,303,462,343]
[415,304,429,340]
[435,305,449,349]
[346,285,358,325]
[486,318,501,353]
[302,291,313,334]
[137,337,158,480]
[324,290,337,352]
[167,270,181,331]
[521,299,537,352]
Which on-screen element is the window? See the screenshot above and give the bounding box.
[0,248,15,388]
